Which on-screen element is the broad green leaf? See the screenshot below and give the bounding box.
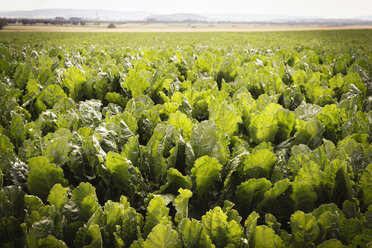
[294,102,322,121]
[225,220,244,247]
[265,213,281,233]
[178,218,215,248]
[77,100,102,129]
[274,108,295,142]
[121,136,140,167]
[201,207,228,247]
[331,167,352,206]
[39,84,67,108]
[143,224,182,248]
[244,211,260,240]
[236,178,272,211]
[168,111,193,142]
[74,224,102,248]
[315,104,342,141]
[143,196,170,237]
[189,120,229,166]
[47,184,69,211]
[145,124,177,183]
[249,113,277,144]
[290,181,317,212]
[209,100,242,137]
[295,161,322,189]
[124,69,152,98]
[250,225,283,248]
[173,188,192,224]
[105,152,143,198]
[27,156,67,201]
[38,235,68,248]
[71,182,100,222]
[44,136,71,165]
[27,217,55,248]
[105,92,126,106]
[257,179,291,211]
[359,163,372,208]
[159,168,192,194]
[238,149,277,179]
[103,200,126,227]
[339,218,362,244]
[191,156,222,199]
[294,119,325,149]
[10,113,25,148]
[317,239,345,248]
[290,211,320,244]
[62,66,86,100]
[122,207,144,246]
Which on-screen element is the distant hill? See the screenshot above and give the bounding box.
[0,9,319,21]
[202,13,310,21]
[0,9,371,23]
[0,9,151,21]
[355,16,372,20]
[146,13,207,22]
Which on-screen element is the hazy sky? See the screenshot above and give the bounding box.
[1,0,371,18]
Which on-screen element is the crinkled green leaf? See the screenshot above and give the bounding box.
[159,168,192,194]
[122,206,144,246]
[236,178,272,212]
[359,163,372,208]
[238,149,277,179]
[317,239,345,248]
[250,225,284,248]
[38,235,68,248]
[290,181,317,212]
[244,211,260,240]
[173,188,192,224]
[143,196,170,237]
[178,218,215,248]
[47,184,69,212]
[62,66,86,100]
[191,156,222,199]
[27,156,67,201]
[44,135,71,165]
[145,124,177,183]
[105,92,126,106]
[38,84,67,108]
[74,224,102,248]
[188,120,229,167]
[71,182,100,222]
[274,108,295,143]
[143,224,182,248]
[209,100,242,137]
[10,112,25,148]
[168,111,193,142]
[121,136,141,168]
[257,179,291,212]
[290,211,320,244]
[124,69,152,98]
[294,102,322,121]
[105,152,143,198]
[201,206,228,247]
[294,119,325,149]
[339,218,362,244]
[78,100,102,129]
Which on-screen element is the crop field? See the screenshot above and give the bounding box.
[2,23,372,32]
[0,30,371,247]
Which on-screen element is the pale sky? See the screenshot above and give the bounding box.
[1,0,371,18]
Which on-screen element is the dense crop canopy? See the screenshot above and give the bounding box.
[0,31,371,247]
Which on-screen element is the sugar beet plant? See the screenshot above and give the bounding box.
[0,31,371,247]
